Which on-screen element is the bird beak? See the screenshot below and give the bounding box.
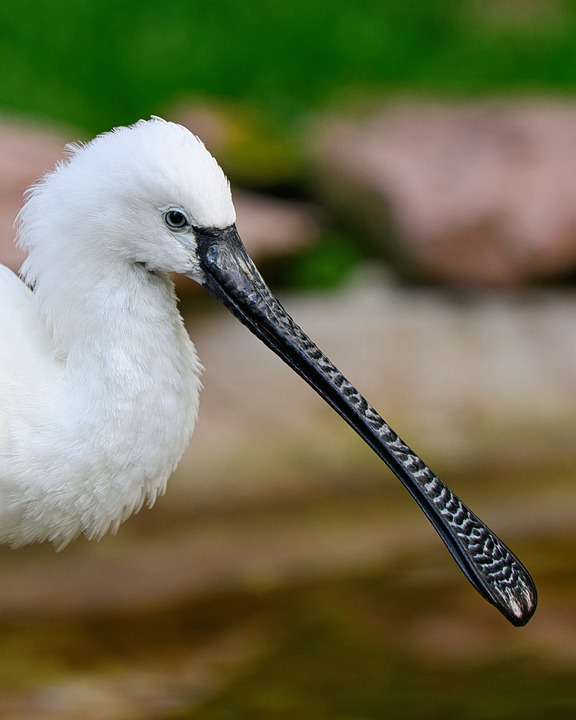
[194,224,537,626]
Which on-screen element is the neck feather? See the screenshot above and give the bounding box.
[6,248,202,548]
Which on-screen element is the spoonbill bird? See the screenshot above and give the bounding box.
[0,118,536,625]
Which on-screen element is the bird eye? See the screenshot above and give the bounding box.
[163,209,190,231]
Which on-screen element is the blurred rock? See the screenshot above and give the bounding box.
[312,101,576,285]
[234,188,319,256]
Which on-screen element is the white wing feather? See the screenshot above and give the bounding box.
[0,265,60,456]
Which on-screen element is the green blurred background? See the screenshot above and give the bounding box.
[3,0,576,135]
[1,2,576,718]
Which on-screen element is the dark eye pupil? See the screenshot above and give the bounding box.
[165,210,187,229]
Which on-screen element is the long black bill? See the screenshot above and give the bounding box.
[195,225,537,626]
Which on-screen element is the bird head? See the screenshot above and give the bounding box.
[17,117,236,283]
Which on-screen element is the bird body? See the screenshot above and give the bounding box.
[0,119,228,547]
[0,117,536,624]
[0,260,199,548]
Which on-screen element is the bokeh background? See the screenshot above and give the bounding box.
[2,1,576,718]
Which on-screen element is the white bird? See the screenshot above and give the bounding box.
[0,118,536,625]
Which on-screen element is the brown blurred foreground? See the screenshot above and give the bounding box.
[0,272,575,716]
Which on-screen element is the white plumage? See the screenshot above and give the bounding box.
[0,118,232,548]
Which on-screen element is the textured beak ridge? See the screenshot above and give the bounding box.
[195,224,537,626]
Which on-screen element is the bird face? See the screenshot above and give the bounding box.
[104,121,237,281]
[18,118,236,283]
